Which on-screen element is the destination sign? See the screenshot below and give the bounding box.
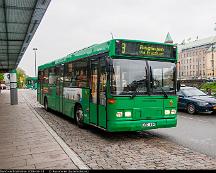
[115,41,176,58]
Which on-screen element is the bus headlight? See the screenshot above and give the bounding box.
[116,112,123,117]
[125,112,131,117]
[165,110,170,115]
[171,109,176,114]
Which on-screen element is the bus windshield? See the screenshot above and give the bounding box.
[149,61,175,95]
[111,59,176,96]
[111,59,148,95]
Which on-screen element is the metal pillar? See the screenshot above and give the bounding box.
[10,69,18,105]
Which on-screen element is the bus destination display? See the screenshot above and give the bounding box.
[116,41,176,58]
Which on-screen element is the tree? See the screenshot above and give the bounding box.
[16,68,27,88]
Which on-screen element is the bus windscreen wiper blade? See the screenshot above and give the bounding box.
[131,90,137,99]
[160,87,168,98]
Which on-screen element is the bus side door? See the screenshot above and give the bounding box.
[89,56,107,129]
[90,59,98,125]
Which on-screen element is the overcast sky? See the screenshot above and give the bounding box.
[18,0,216,76]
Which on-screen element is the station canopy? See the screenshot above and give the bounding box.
[0,0,51,72]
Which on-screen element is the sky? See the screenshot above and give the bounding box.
[18,0,216,77]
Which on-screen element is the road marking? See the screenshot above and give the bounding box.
[24,94,90,170]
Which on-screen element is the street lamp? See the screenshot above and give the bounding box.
[33,48,37,77]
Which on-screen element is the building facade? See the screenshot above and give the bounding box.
[177,36,216,80]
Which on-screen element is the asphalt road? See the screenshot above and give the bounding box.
[151,111,216,158]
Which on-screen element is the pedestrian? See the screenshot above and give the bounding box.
[207,88,212,95]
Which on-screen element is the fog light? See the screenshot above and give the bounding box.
[171,109,176,114]
[125,112,131,117]
[116,112,123,117]
[165,110,170,115]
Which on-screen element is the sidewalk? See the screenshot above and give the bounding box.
[0,90,83,169]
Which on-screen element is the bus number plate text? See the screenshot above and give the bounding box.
[142,123,156,127]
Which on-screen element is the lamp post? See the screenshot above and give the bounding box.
[33,48,37,77]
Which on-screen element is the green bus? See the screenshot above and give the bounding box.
[37,39,178,132]
[26,77,37,90]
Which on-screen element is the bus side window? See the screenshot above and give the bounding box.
[64,62,73,88]
[72,59,88,88]
[49,67,56,85]
[48,67,56,95]
[55,65,63,96]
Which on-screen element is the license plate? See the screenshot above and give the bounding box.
[142,122,156,127]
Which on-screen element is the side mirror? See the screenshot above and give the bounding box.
[177,80,181,91]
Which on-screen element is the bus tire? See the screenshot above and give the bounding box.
[44,97,49,111]
[75,105,85,128]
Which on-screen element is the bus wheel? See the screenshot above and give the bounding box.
[44,98,49,111]
[75,106,85,128]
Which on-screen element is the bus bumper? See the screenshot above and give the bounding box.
[107,118,177,132]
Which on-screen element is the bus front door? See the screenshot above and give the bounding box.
[90,57,107,129]
[90,59,98,125]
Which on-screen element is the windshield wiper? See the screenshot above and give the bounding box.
[130,90,137,99]
[160,87,168,98]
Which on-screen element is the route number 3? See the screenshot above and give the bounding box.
[121,43,126,54]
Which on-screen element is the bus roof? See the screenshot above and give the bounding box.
[38,40,111,70]
[38,39,176,70]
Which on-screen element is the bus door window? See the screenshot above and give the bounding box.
[99,58,107,106]
[90,60,98,104]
